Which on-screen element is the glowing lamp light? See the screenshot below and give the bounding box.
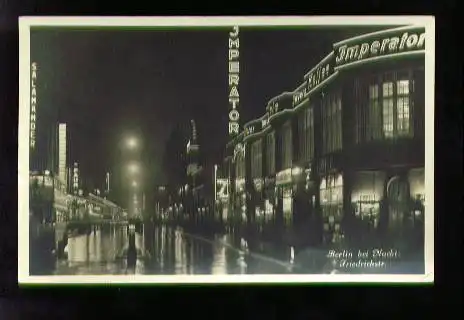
[126,137,138,149]
[128,163,140,174]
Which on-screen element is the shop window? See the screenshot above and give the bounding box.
[354,194,380,229]
[320,174,343,223]
[352,171,384,229]
[264,199,274,222]
[282,187,293,225]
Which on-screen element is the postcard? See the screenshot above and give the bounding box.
[18,16,434,284]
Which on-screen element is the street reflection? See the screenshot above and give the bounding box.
[51,224,301,275]
[211,235,227,275]
[46,223,424,275]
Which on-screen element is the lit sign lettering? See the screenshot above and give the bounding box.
[216,179,229,199]
[191,119,197,142]
[268,93,293,118]
[244,125,255,136]
[228,26,240,136]
[293,53,334,106]
[30,62,38,149]
[73,162,79,195]
[261,115,269,129]
[335,28,426,68]
[268,102,279,117]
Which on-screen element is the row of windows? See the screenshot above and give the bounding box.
[234,69,422,178]
[355,70,417,143]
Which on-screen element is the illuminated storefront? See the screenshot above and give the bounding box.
[224,25,426,244]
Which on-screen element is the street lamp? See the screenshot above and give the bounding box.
[126,137,138,150]
[128,162,140,175]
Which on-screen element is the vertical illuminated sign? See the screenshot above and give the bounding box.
[30,62,38,149]
[58,123,67,184]
[191,119,197,142]
[73,162,79,195]
[228,26,240,136]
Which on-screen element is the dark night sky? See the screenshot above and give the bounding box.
[30,25,396,188]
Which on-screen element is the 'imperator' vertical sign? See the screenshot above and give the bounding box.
[30,62,38,149]
[228,26,240,136]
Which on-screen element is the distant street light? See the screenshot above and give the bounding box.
[132,181,138,188]
[126,137,138,149]
[128,162,140,174]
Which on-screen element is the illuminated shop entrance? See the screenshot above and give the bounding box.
[386,176,409,232]
[263,185,276,224]
[281,186,293,226]
[320,174,344,244]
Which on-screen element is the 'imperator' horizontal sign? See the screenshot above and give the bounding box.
[334,26,425,69]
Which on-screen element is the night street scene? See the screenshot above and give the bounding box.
[23,18,431,280]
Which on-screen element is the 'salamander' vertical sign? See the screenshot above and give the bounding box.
[228,26,240,136]
[30,62,38,149]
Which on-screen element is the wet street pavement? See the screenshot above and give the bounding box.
[30,223,424,276]
[50,224,302,275]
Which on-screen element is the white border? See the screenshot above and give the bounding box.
[18,16,435,284]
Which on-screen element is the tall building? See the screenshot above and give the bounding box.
[45,122,70,182]
[57,123,67,185]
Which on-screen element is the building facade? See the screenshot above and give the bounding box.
[224,26,426,245]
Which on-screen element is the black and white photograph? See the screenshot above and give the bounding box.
[18,16,435,283]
